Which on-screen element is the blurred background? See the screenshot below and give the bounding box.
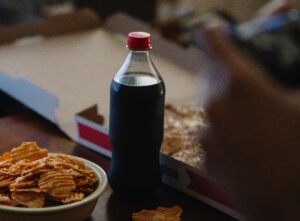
[0,0,269,46]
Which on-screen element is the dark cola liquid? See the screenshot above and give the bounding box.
[109,73,165,200]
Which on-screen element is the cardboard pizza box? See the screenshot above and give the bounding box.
[0,11,242,219]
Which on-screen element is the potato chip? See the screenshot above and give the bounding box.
[42,156,84,174]
[60,192,84,204]
[10,176,38,189]
[0,159,12,169]
[0,194,11,205]
[132,206,183,221]
[0,194,17,206]
[74,178,89,188]
[0,159,31,176]
[11,192,45,208]
[74,175,97,186]
[39,171,76,198]
[0,174,9,182]
[11,188,44,193]
[11,142,48,163]
[43,156,66,169]
[55,154,86,169]
[21,158,48,175]
[0,177,15,188]
[156,206,183,217]
[0,152,11,162]
[77,187,94,194]
[63,168,85,178]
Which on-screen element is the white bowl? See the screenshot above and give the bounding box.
[0,156,108,221]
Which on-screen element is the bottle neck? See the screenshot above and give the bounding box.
[127,50,151,62]
[114,48,162,86]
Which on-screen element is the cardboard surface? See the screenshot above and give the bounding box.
[0,13,200,139]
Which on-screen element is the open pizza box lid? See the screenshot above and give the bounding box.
[0,10,242,219]
[0,10,203,139]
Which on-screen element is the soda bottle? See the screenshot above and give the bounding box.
[108,32,165,200]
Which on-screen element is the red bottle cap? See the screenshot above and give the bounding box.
[127,32,151,50]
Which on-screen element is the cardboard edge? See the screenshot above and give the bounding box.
[0,71,58,123]
[75,114,111,158]
[160,154,243,220]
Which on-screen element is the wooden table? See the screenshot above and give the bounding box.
[0,91,236,221]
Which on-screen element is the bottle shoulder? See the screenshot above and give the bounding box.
[114,50,163,86]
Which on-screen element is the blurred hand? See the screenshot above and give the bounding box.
[256,0,300,18]
[199,1,300,220]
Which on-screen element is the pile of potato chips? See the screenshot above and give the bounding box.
[0,142,98,208]
[132,205,183,221]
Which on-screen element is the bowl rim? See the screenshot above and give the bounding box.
[0,155,108,214]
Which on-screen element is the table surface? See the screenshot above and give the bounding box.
[0,92,236,221]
